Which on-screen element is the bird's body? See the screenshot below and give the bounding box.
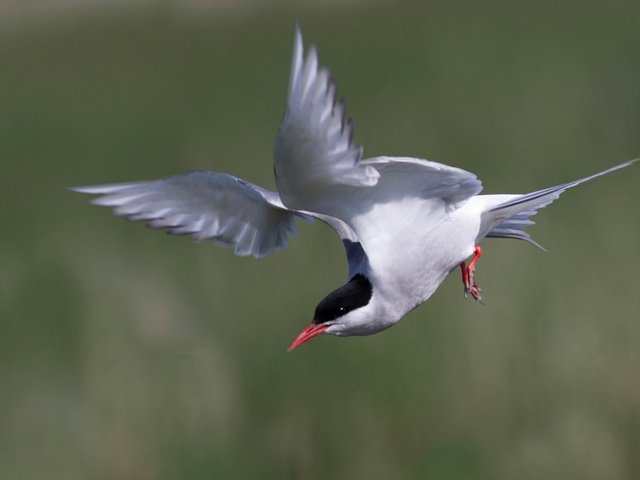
[73,27,638,349]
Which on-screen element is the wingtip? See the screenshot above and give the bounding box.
[288,22,305,97]
[67,185,100,194]
[293,22,303,57]
[66,183,135,194]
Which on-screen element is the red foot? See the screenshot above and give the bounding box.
[460,246,484,304]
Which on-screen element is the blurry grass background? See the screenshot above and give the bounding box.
[1,0,639,479]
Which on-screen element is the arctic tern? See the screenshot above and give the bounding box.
[72,27,638,351]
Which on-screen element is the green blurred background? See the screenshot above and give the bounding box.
[1,1,639,478]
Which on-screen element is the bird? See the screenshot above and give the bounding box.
[72,26,638,351]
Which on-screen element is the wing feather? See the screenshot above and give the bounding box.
[71,172,302,258]
[274,26,379,212]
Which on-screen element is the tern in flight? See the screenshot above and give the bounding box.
[73,27,638,350]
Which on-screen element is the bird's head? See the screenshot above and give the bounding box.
[288,274,375,351]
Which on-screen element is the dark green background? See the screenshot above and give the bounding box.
[1,1,639,479]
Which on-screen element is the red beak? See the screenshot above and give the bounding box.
[288,323,329,351]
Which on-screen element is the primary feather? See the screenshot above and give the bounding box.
[71,172,300,258]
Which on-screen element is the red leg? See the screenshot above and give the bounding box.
[459,246,484,303]
[460,263,469,289]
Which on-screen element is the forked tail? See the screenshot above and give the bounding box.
[479,158,639,248]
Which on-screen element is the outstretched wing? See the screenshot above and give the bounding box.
[71,172,303,258]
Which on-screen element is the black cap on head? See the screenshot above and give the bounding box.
[313,274,373,324]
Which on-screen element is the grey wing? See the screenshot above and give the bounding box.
[273,26,380,213]
[362,156,483,205]
[273,26,483,248]
[71,171,303,258]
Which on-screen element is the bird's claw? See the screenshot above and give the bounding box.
[467,280,484,304]
[460,246,484,304]
[462,267,483,304]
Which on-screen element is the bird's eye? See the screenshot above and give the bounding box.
[339,306,345,312]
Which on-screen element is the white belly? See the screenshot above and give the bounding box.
[360,198,482,320]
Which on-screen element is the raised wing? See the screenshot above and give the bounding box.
[71,172,302,258]
[273,28,483,261]
[274,26,380,212]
